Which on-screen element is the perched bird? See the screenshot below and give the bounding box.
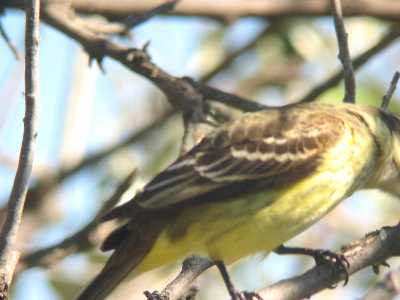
[76,103,400,300]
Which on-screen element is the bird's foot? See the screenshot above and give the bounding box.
[275,245,350,287]
[144,290,166,300]
[308,249,350,287]
[231,291,263,300]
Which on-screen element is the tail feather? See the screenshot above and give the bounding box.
[75,249,144,300]
[75,218,165,300]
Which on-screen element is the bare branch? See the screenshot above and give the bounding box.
[49,0,400,22]
[381,71,400,110]
[0,0,40,297]
[40,3,263,113]
[330,0,356,103]
[258,225,400,300]
[80,0,181,37]
[0,20,20,60]
[360,268,400,300]
[124,0,180,30]
[149,224,400,300]
[5,0,400,23]
[189,80,267,112]
[144,256,213,300]
[0,110,176,241]
[297,25,400,103]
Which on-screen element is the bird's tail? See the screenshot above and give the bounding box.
[75,214,165,300]
[75,248,144,300]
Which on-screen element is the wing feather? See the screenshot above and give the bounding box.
[128,105,345,210]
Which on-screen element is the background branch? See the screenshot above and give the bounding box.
[0,20,20,60]
[19,169,137,271]
[0,0,40,297]
[40,3,262,115]
[37,0,400,22]
[0,109,175,220]
[297,25,400,103]
[381,71,400,110]
[330,0,356,103]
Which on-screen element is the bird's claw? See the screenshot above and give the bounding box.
[144,290,166,300]
[231,291,263,300]
[311,250,350,287]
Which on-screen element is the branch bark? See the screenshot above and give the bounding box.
[0,0,40,297]
[330,0,356,103]
[38,0,400,22]
[297,25,400,103]
[39,3,264,115]
[381,71,400,110]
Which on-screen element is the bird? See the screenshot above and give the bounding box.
[76,102,400,300]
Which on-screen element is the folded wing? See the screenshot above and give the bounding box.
[105,105,345,218]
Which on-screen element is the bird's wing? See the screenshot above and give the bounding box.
[133,105,345,210]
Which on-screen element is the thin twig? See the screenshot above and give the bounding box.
[0,20,20,60]
[381,71,400,110]
[330,0,356,103]
[297,25,400,103]
[199,22,281,82]
[19,169,137,271]
[41,3,264,113]
[0,109,175,218]
[80,0,181,37]
[0,0,40,297]
[124,0,180,30]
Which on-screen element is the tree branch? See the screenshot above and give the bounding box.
[199,21,282,82]
[148,224,400,300]
[0,0,40,297]
[297,25,400,103]
[0,20,20,60]
[258,225,400,300]
[124,0,180,30]
[144,256,213,300]
[18,169,137,272]
[330,0,356,103]
[5,0,400,23]
[39,3,263,113]
[6,109,176,217]
[381,71,400,110]
[46,0,400,22]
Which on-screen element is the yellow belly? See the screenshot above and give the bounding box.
[137,168,361,273]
